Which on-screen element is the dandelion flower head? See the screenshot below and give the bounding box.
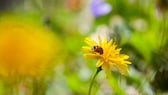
[0,16,61,78]
[82,35,131,77]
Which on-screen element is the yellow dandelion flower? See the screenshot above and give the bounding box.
[0,17,61,78]
[82,35,131,77]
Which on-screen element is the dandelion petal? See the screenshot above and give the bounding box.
[96,59,104,67]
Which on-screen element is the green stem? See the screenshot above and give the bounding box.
[88,67,102,95]
[160,11,166,51]
[119,73,121,86]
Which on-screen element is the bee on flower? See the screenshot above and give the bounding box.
[82,35,131,77]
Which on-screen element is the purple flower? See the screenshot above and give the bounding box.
[90,0,112,17]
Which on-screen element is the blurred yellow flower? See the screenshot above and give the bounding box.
[82,36,131,77]
[0,18,61,78]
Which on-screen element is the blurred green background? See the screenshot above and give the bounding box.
[0,0,168,95]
